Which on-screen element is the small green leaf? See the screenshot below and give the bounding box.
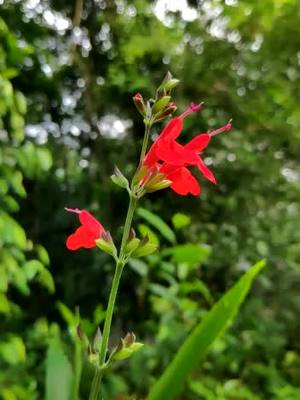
[172,213,191,230]
[137,208,176,244]
[147,260,265,400]
[111,166,129,189]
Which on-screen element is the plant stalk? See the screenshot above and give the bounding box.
[139,121,151,163]
[89,119,151,400]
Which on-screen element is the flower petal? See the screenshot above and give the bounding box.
[66,226,97,250]
[156,138,199,165]
[160,117,183,140]
[167,167,201,196]
[197,158,217,184]
[185,134,211,152]
[79,210,104,237]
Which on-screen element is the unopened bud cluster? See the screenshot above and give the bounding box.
[132,71,179,124]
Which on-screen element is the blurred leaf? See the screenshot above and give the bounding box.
[137,208,176,244]
[0,336,26,365]
[45,339,73,400]
[14,91,26,114]
[35,244,50,266]
[129,258,148,276]
[180,280,213,304]
[56,302,78,328]
[164,244,211,267]
[147,260,265,400]
[38,268,55,293]
[0,293,10,314]
[172,213,191,230]
[0,212,26,249]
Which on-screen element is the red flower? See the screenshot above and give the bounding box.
[65,208,105,250]
[143,103,231,196]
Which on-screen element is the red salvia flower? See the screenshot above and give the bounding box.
[142,103,232,196]
[65,208,105,250]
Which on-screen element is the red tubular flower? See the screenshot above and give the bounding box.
[142,103,232,196]
[65,208,105,250]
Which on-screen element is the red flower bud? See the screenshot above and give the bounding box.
[132,92,146,116]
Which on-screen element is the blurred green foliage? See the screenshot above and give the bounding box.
[0,0,299,399]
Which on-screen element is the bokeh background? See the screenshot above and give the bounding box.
[0,0,300,398]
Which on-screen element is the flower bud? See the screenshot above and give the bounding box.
[152,96,171,114]
[132,238,158,258]
[157,71,173,94]
[143,169,172,193]
[132,92,146,116]
[132,164,149,185]
[164,78,180,93]
[76,324,90,348]
[124,237,141,255]
[93,327,102,353]
[146,179,172,193]
[111,332,144,362]
[123,332,136,347]
[153,102,177,123]
[96,231,117,257]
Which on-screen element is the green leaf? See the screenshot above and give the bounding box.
[137,208,176,244]
[129,259,148,276]
[147,260,266,400]
[0,212,26,249]
[45,339,73,400]
[38,268,55,294]
[56,302,78,328]
[23,260,43,280]
[14,91,27,114]
[180,280,213,304]
[172,213,191,230]
[0,336,26,365]
[35,244,50,265]
[36,147,53,172]
[164,243,211,267]
[0,293,11,314]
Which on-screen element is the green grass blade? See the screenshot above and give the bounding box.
[45,338,73,400]
[147,260,266,400]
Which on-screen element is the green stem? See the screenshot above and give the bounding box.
[120,195,137,255]
[72,339,82,400]
[89,196,137,400]
[139,121,151,163]
[89,261,124,400]
[89,118,151,400]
